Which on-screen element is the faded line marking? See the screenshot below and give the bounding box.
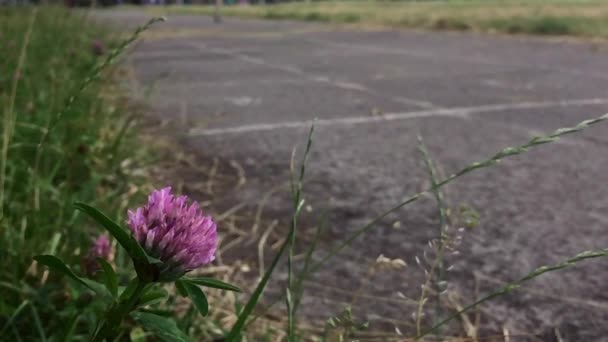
[589,211,608,226]
[481,79,535,91]
[308,38,608,81]
[185,42,440,109]
[188,98,608,136]
[190,110,465,136]
[189,43,306,74]
[156,79,310,90]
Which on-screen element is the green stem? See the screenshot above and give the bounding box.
[286,125,314,341]
[92,279,148,342]
[225,125,314,341]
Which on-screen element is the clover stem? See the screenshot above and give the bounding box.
[92,278,148,342]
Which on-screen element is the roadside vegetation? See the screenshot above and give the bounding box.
[0,7,152,340]
[159,0,608,38]
[2,4,608,342]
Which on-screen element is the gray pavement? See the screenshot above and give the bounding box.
[96,10,608,340]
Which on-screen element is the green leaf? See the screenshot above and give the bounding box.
[181,280,209,317]
[33,255,107,296]
[73,202,148,264]
[182,277,242,293]
[120,277,139,301]
[146,254,163,265]
[137,308,173,317]
[175,280,188,297]
[97,258,118,298]
[82,277,112,298]
[131,312,189,342]
[139,287,168,306]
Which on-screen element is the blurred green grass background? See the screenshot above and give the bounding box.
[155,0,608,38]
[0,7,147,340]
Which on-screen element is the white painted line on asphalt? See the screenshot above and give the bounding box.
[193,43,308,74]
[307,38,608,81]
[188,98,608,136]
[156,78,311,90]
[190,109,465,136]
[589,211,608,226]
[185,42,441,110]
[131,50,205,59]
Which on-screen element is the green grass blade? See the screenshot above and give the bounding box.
[293,209,328,314]
[0,8,37,221]
[62,313,80,342]
[0,300,29,337]
[287,124,315,341]
[225,228,290,341]
[29,303,47,342]
[226,125,315,341]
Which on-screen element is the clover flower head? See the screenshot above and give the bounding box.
[127,187,217,280]
[82,234,113,277]
[92,39,105,56]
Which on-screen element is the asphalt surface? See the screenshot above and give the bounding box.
[95,10,608,340]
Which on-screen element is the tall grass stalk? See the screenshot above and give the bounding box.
[226,125,314,341]
[414,244,444,337]
[31,16,166,209]
[247,112,608,329]
[37,15,166,146]
[416,136,448,335]
[417,247,608,339]
[287,125,314,341]
[0,8,37,221]
[292,209,328,314]
[310,112,608,275]
[243,210,328,333]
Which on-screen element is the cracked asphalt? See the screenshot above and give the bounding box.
[95,10,608,340]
